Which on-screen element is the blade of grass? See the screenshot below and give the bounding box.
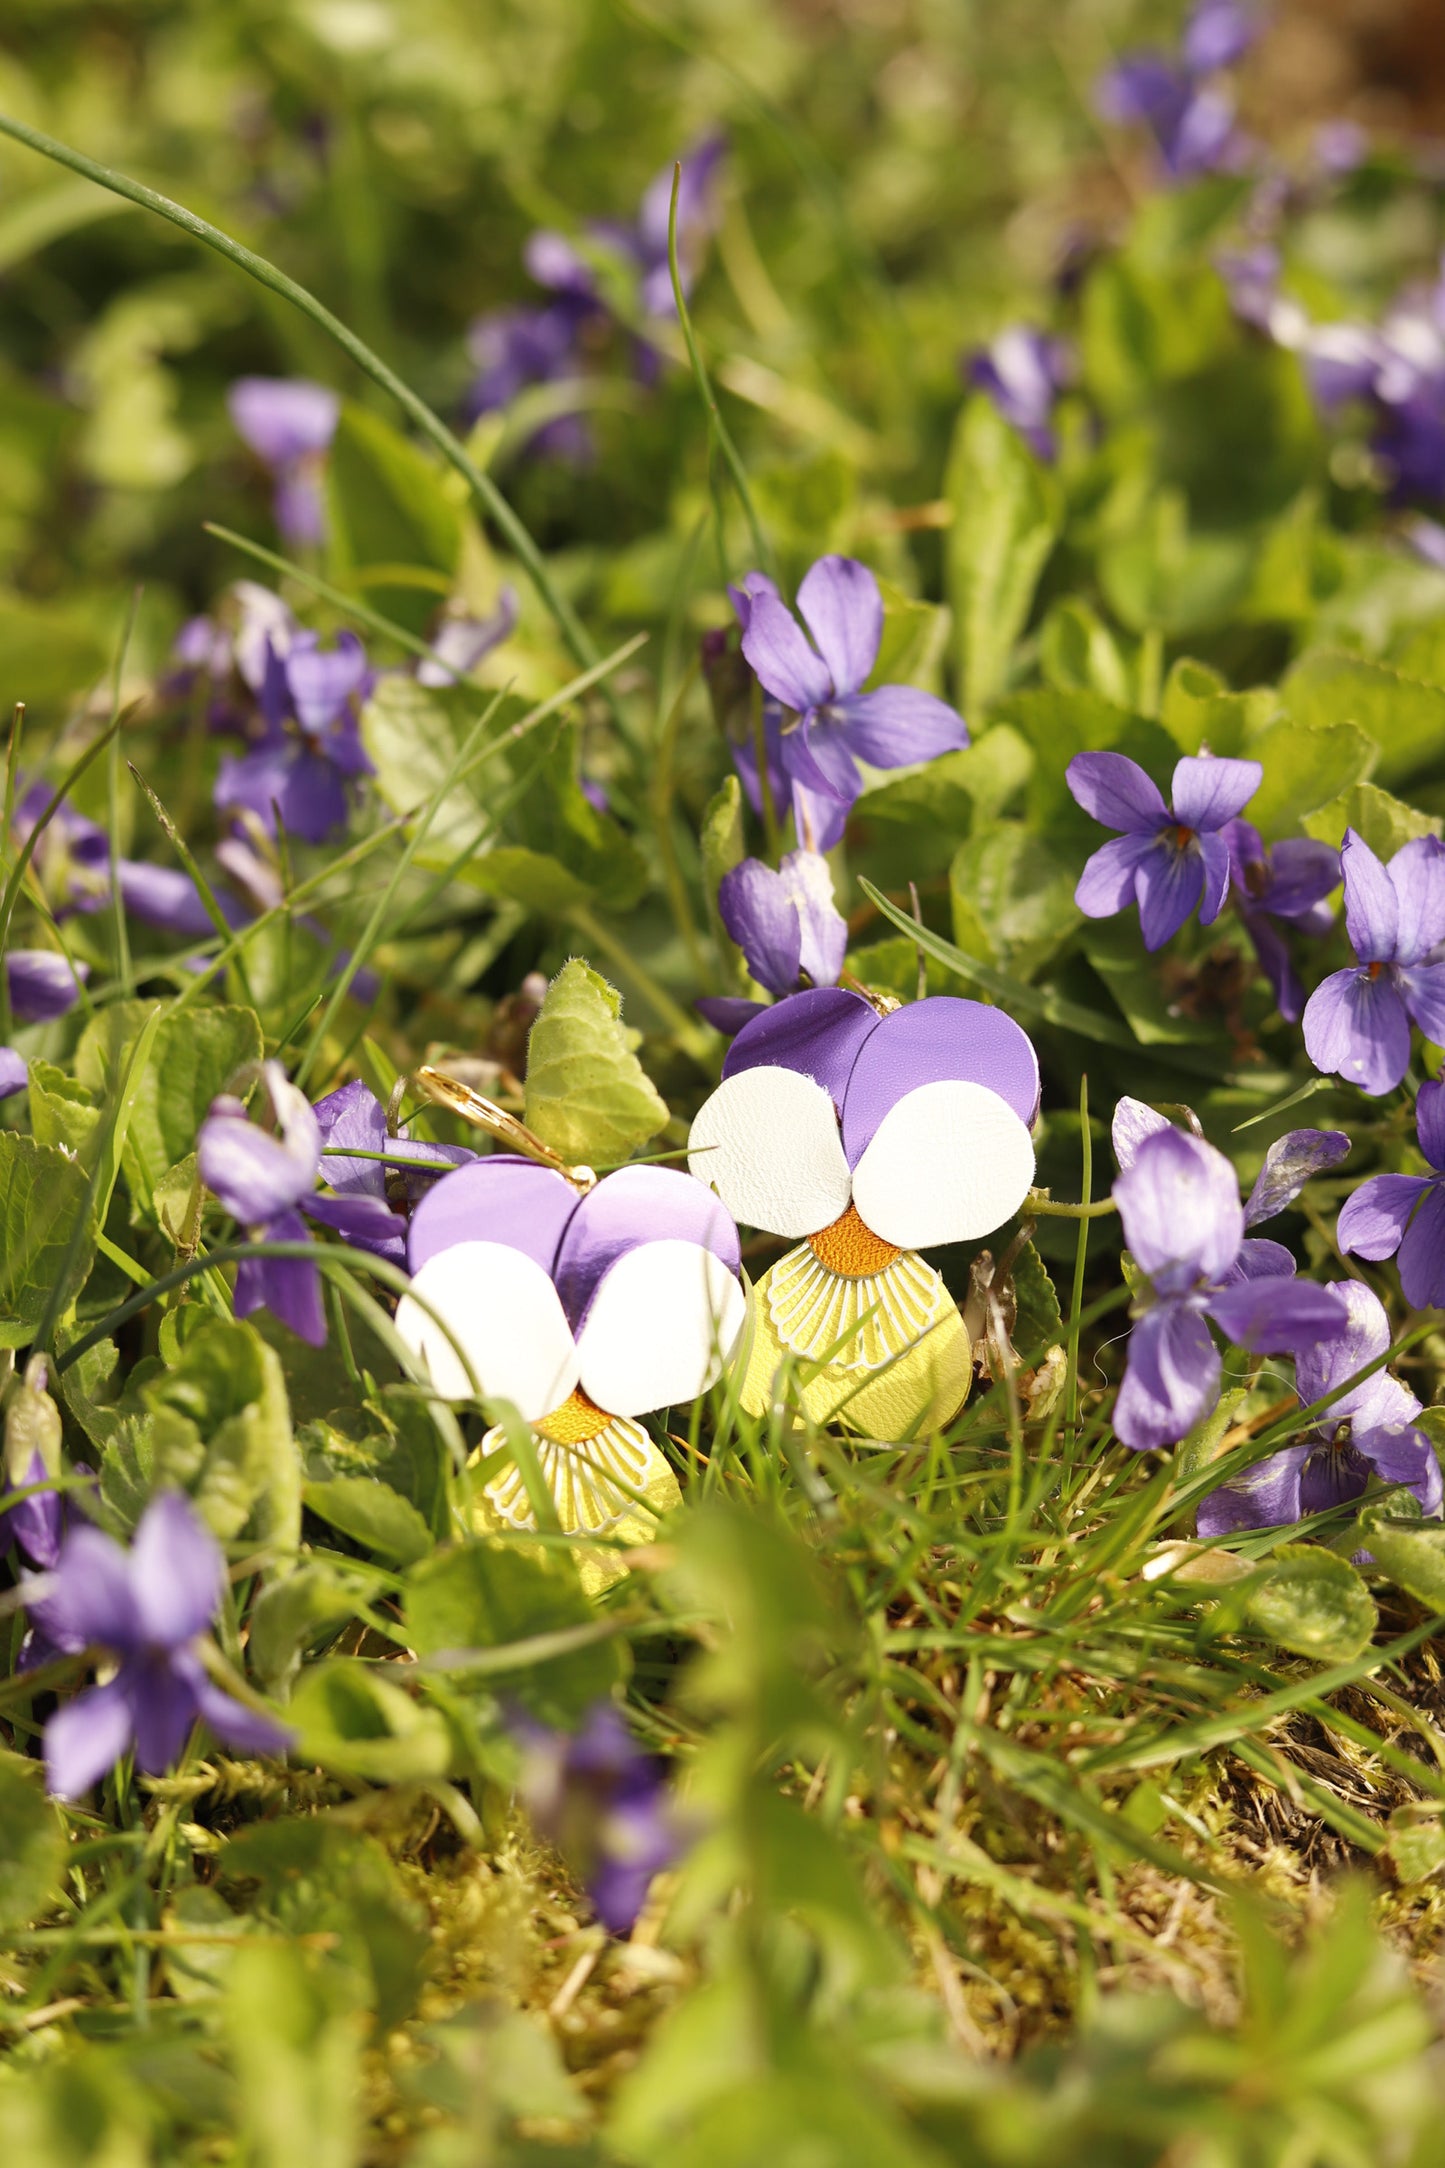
[0,112,608,701]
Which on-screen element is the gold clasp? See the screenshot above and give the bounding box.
[412,1067,597,1191]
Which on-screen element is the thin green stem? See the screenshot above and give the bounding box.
[0,112,603,689]
[666,163,773,578]
[1027,1190,1115,1220]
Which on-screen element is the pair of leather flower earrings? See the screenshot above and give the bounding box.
[395,992,1041,1546]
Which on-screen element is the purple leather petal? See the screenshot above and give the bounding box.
[722,986,879,1109]
[235,1210,326,1347]
[553,1164,741,1335]
[1135,841,1205,949]
[1418,1078,1445,1171]
[130,1492,224,1648]
[834,686,969,769]
[406,1157,580,1277]
[1302,966,1412,1097]
[1338,1172,1429,1262]
[739,591,834,713]
[1396,1180,1445,1310]
[1243,1128,1350,1227]
[44,1678,136,1800]
[1113,1129,1243,1291]
[1075,832,1155,918]
[1205,1275,1343,1351]
[1065,751,1167,833]
[1196,1445,1308,1538]
[1114,1301,1220,1451]
[1111,1095,1174,1170]
[1387,834,1445,965]
[1340,828,1399,961]
[795,556,882,698]
[839,996,1041,1165]
[1170,753,1262,831]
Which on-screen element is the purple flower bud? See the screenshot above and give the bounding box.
[513,1703,683,1934]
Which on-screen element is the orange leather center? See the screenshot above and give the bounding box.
[535,1385,612,1445]
[808,1201,902,1279]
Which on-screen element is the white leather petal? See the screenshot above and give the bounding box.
[851,1080,1035,1249]
[576,1240,747,1417]
[687,1065,852,1237]
[395,1242,579,1418]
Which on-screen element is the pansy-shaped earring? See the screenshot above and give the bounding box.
[687,988,1040,1434]
[394,1073,745,1554]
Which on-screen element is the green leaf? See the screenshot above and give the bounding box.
[944,394,1060,713]
[948,822,1078,983]
[0,1749,63,1929]
[25,1061,99,1155]
[523,959,668,1167]
[126,1317,299,1548]
[405,1537,622,1721]
[1283,651,1445,790]
[285,1658,453,1783]
[0,589,112,715]
[0,1133,94,1348]
[1303,779,1442,857]
[854,732,1033,888]
[303,1475,433,1566]
[872,575,950,689]
[76,1001,263,1216]
[1387,1806,1445,1885]
[1245,719,1376,837]
[1080,917,1224,1048]
[1011,1239,1062,1360]
[225,1943,364,2168]
[462,843,591,914]
[1039,597,1134,711]
[326,401,462,637]
[1158,656,1279,758]
[1243,1544,1376,1663]
[1354,1501,1445,1611]
[248,1561,360,1695]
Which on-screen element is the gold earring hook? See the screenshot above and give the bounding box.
[412,1067,597,1191]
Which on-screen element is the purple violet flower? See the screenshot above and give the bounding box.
[966,327,1074,460]
[6,950,88,1024]
[415,592,518,688]
[0,1048,25,1099]
[465,303,597,462]
[198,1061,406,1346]
[1224,818,1340,1022]
[311,1079,474,1265]
[1196,1279,1442,1535]
[1068,749,1263,950]
[1111,1125,1343,1452]
[717,850,847,999]
[30,1490,292,1800]
[214,627,375,843]
[1096,1,1256,180]
[1338,1078,1445,1306]
[734,557,968,848]
[513,1702,683,1934]
[227,377,339,549]
[1301,828,1445,1098]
